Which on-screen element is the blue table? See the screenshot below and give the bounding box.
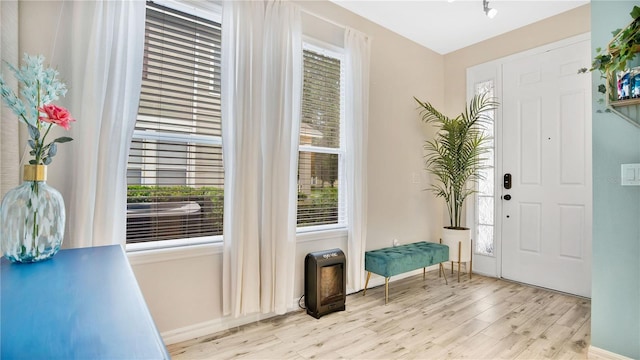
[1,245,169,359]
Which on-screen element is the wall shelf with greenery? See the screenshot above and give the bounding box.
[609,99,640,128]
[610,97,640,107]
[582,5,640,127]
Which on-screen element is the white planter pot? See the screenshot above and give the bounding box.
[441,227,471,263]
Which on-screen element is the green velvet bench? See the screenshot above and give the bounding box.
[363,241,449,304]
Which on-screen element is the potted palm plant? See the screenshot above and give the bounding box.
[414,93,498,281]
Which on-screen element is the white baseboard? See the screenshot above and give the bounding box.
[161,312,280,345]
[162,297,309,345]
[589,346,633,360]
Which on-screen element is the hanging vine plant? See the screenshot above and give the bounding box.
[580,5,640,103]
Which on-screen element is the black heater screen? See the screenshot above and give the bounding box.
[305,249,346,319]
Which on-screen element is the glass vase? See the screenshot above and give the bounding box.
[1,165,65,263]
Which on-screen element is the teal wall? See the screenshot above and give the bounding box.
[591,1,640,358]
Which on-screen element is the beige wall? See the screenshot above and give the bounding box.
[15,0,590,343]
[153,0,445,336]
[443,4,591,116]
[297,1,445,248]
[17,0,444,340]
[139,0,445,338]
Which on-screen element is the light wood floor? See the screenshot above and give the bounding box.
[168,270,591,359]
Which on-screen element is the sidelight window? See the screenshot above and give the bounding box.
[474,80,496,256]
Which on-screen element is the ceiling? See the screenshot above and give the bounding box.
[328,0,590,54]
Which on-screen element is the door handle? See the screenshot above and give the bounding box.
[503,194,512,201]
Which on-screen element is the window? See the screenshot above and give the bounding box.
[126,1,223,244]
[297,45,345,230]
[474,80,495,256]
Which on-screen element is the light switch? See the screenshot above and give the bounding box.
[621,164,640,186]
[625,168,635,181]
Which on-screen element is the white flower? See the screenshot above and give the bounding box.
[0,53,74,165]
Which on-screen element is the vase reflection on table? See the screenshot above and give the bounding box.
[0,54,75,263]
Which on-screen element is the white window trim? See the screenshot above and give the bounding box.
[302,36,344,58]
[298,144,342,155]
[296,40,348,233]
[296,227,348,243]
[152,0,222,23]
[297,223,347,235]
[126,0,224,251]
[127,234,223,252]
[131,129,223,146]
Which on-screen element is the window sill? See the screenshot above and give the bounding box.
[126,235,222,253]
[296,226,348,243]
[126,236,222,266]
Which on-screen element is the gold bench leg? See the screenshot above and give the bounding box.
[438,238,449,285]
[423,267,426,279]
[470,239,473,280]
[439,263,448,285]
[363,271,371,296]
[385,277,389,305]
[458,241,462,283]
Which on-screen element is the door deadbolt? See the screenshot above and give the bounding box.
[503,173,512,189]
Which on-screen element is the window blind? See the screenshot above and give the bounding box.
[300,50,341,148]
[298,48,344,228]
[126,1,223,244]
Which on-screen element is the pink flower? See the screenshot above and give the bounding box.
[38,104,75,130]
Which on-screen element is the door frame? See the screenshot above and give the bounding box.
[466,32,592,279]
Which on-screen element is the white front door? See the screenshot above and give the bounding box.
[501,39,592,297]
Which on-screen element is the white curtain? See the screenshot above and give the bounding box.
[221,0,265,317]
[344,28,371,292]
[222,0,302,317]
[0,0,19,199]
[260,1,302,315]
[52,1,145,248]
